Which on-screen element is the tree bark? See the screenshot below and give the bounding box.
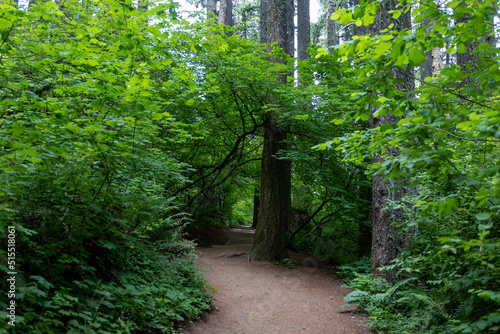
[227,0,233,27]
[260,0,269,44]
[369,0,417,284]
[251,185,260,229]
[297,0,310,60]
[286,0,295,57]
[358,178,372,257]
[219,0,233,26]
[250,116,291,261]
[207,0,217,18]
[455,1,495,86]
[420,1,443,81]
[420,52,433,82]
[327,0,339,47]
[251,0,293,262]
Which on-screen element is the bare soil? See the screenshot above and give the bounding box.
[181,225,372,334]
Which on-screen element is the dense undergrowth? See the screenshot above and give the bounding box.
[338,178,500,333]
[0,1,212,332]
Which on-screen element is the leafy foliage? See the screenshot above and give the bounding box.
[323,0,500,332]
[0,1,212,332]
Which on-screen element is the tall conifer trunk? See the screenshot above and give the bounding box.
[251,0,293,262]
[219,0,233,26]
[455,1,495,87]
[207,0,217,17]
[327,0,339,47]
[260,0,269,44]
[297,0,310,61]
[369,0,416,284]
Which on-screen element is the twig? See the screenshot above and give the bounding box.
[395,68,492,110]
[422,124,500,143]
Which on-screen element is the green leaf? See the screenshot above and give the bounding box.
[438,197,459,216]
[397,118,411,126]
[457,42,467,54]
[408,48,426,66]
[392,10,402,19]
[478,42,490,51]
[338,12,353,25]
[380,124,393,133]
[457,121,473,129]
[362,14,375,26]
[374,43,392,56]
[475,212,491,221]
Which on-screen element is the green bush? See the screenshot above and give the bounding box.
[0,2,212,332]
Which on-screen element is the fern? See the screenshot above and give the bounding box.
[383,277,418,304]
[396,292,451,324]
[454,298,474,320]
[340,290,373,309]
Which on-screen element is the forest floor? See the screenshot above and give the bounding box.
[181,225,372,334]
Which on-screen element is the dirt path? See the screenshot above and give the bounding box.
[181,226,372,334]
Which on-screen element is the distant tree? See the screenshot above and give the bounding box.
[297,0,310,60]
[419,0,443,81]
[207,0,217,16]
[455,1,496,86]
[219,0,233,26]
[327,0,340,47]
[260,0,269,43]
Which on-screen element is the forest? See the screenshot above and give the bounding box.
[0,0,498,333]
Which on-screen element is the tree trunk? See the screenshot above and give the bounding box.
[219,0,233,26]
[207,0,217,17]
[227,0,233,27]
[327,0,339,47]
[251,0,293,262]
[286,0,294,57]
[369,0,417,284]
[455,1,495,86]
[420,1,443,81]
[219,0,227,25]
[358,180,372,257]
[252,185,260,229]
[297,0,310,60]
[431,47,443,76]
[250,117,291,261]
[260,0,269,44]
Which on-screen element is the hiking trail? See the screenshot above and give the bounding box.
[182,225,372,334]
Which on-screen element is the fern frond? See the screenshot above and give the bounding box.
[344,290,372,304]
[454,298,474,320]
[384,277,418,304]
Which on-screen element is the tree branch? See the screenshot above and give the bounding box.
[422,124,500,143]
